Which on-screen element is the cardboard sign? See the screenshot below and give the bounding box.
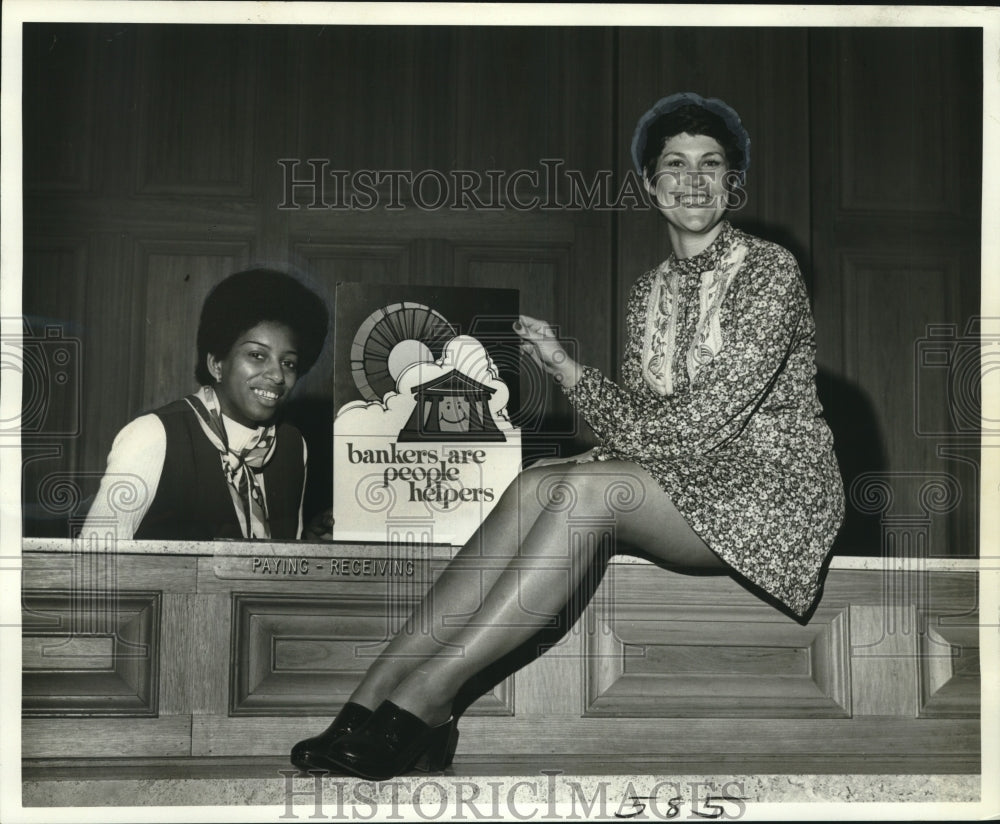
[332,284,521,544]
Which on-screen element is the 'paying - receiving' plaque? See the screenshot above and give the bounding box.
[332,284,522,545]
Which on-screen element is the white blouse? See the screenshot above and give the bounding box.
[82,413,307,540]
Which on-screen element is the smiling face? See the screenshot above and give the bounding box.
[647,132,730,241]
[206,321,299,427]
[438,397,471,431]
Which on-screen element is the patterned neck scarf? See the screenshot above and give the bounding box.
[641,224,748,396]
[184,386,277,538]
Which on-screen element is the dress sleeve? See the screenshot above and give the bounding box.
[81,414,166,540]
[563,247,810,459]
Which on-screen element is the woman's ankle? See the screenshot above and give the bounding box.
[386,671,456,727]
[348,666,409,711]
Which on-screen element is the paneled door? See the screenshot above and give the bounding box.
[809,28,982,557]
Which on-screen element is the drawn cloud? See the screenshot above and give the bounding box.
[335,335,514,434]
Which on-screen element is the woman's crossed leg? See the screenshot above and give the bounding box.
[346,459,725,725]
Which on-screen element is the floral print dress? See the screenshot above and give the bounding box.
[564,221,844,617]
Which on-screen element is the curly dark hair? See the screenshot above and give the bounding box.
[641,103,746,182]
[194,268,329,386]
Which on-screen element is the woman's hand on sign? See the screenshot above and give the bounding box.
[514,315,581,389]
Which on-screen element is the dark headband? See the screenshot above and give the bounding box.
[630,92,751,182]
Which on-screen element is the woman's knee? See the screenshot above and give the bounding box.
[495,465,568,520]
[504,461,651,526]
[534,462,648,519]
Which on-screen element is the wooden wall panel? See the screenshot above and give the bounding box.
[459,245,565,318]
[135,239,254,411]
[849,605,919,716]
[917,610,980,718]
[23,717,192,759]
[842,254,958,467]
[837,30,963,217]
[294,27,420,176]
[455,28,565,174]
[20,240,87,441]
[22,590,160,716]
[752,29,812,266]
[65,231,142,524]
[22,550,198,593]
[287,239,411,399]
[135,26,257,196]
[20,239,88,535]
[230,593,512,716]
[22,25,97,193]
[585,599,851,718]
[159,593,230,716]
[810,28,981,556]
[291,242,412,287]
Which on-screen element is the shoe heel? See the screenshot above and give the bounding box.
[414,720,459,772]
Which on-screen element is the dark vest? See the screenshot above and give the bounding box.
[134,399,305,540]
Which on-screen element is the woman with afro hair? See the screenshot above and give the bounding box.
[84,268,328,540]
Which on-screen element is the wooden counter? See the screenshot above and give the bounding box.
[21,538,981,774]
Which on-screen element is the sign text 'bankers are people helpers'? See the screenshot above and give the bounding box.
[331,285,522,545]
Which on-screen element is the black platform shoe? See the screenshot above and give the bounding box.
[307,700,458,781]
[290,702,374,772]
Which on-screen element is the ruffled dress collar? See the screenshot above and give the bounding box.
[641,220,748,396]
[668,220,735,275]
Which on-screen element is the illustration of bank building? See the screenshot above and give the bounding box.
[397,370,506,442]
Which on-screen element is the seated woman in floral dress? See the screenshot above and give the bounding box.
[291,92,845,780]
